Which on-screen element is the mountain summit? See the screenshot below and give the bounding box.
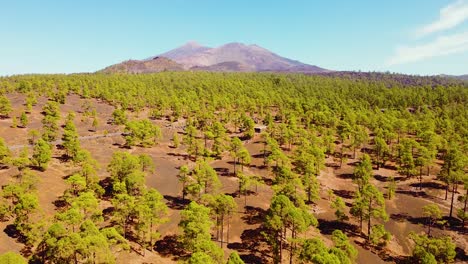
[101,42,329,73]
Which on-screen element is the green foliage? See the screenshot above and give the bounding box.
[41,103,60,142]
[387,177,396,200]
[265,194,317,263]
[351,184,388,241]
[0,137,11,165]
[62,115,81,161]
[124,119,162,147]
[179,202,211,246]
[353,154,372,191]
[226,251,245,264]
[369,224,391,247]
[112,108,127,125]
[299,237,353,264]
[0,252,27,264]
[331,196,348,222]
[19,111,28,128]
[173,132,180,148]
[0,71,467,263]
[32,138,52,171]
[188,252,216,264]
[422,204,442,236]
[410,233,456,264]
[0,95,12,117]
[11,116,18,128]
[107,151,154,195]
[331,230,358,261]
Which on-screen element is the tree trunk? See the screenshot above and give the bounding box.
[227,213,230,245]
[445,183,449,200]
[216,215,219,240]
[220,214,224,247]
[340,144,344,168]
[289,224,295,264]
[463,189,467,226]
[359,212,363,234]
[149,219,153,248]
[233,157,237,176]
[182,181,186,200]
[367,199,372,241]
[376,152,380,170]
[427,217,432,236]
[279,228,283,264]
[419,167,423,190]
[244,192,247,208]
[449,183,457,217]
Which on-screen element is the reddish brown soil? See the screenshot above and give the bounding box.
[0,94,466,263]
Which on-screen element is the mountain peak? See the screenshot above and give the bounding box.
[160,41,329,72]
[104,41,330,73]
[183,41,203,48]
[221,42,247,48]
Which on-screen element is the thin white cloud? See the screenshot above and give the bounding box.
[417,0,468,37]
[387,31,468,65]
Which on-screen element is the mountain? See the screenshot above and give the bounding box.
[100,41,329,73]
[158,41,211,61]
[438,74,468,81]
[157,42,329,73]
[100,57,184,74]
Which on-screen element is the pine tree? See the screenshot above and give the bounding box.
[32,138,52,171]
[20,111,28,128]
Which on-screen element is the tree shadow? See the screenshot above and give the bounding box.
[377,249,412,264]
[163,195,189,210]
[167,152,189,160]
[99,177,114,199]
[333,189,355,199]
[382,164,398,171]
[317,219,360,237]
[374,174,389,182]
[337,173,354,180]
[409,182,446,190]
[227,226,271,263]
[214,167,230,177]
[396,189,431,199]
[252,153,267,159]
[154,234,188,260]
[4,224,20,239]
[52,197,69,209]
[455,246,468,262]
[325,162,340,169]
[241,206,267,225]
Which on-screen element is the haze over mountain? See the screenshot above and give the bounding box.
[101,42,329,74]
[457,74,468,80]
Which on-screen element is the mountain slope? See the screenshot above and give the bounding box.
[159,42,329,73]
[100,57,184,74]
[157,41,211,61]
[99,41,330,73]
[438,74,468,81]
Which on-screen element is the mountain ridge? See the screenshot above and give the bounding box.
[101,41,330,74]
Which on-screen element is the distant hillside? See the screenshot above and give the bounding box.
[100,57,184,74]
[457,74,468,80]
[437,74,468,81]
[101,41,329,73]
[319,71,467,87]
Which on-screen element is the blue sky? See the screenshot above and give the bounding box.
[1,0,467,75]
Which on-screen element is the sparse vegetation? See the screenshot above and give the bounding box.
[0,72,466,263]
